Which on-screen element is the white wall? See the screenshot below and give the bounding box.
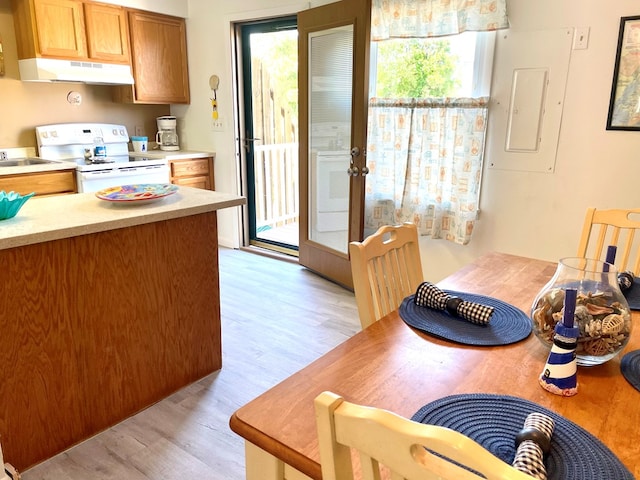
[421,0,640,282]
[178,0,640,279]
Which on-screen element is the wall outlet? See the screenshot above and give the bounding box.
[0,151,7,161]
[211,117,224,132]
[134,125,145,136]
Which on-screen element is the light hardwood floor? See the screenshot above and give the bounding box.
[21,247,360,480]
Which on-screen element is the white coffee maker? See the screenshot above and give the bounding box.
[156,116,180,151]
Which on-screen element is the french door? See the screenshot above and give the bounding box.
[238,17,299,255]
[297,0,371,289]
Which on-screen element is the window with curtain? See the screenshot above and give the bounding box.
[364,0,508,245]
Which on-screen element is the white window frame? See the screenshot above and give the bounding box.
[369,31,497,99]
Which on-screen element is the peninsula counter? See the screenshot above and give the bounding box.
[0,187,245,471]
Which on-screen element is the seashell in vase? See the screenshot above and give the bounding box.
[530,257,632,366]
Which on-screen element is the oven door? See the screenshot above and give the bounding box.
[77,164,171,193]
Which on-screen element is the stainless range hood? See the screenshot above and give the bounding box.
[18,58,134,85]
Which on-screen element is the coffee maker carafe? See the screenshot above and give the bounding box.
[156,116,180,151]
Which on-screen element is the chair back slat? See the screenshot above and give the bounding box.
[359,453,381,480]
[577,208,640,275]
[315,391,537,480]
[349,223,424,328]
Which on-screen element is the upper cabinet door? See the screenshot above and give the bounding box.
[128,11,190,104]
[34,0,87,58]
[84,3,130,63]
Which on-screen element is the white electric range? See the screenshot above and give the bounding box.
[35,123,170,193]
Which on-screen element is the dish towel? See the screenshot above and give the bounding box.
[414,282,494,325]
[512,412,555,480]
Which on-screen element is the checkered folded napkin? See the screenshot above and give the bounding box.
[414,282,494,325]
[512,412,555,480]
[619,271,640,310]
[618,271,634,292]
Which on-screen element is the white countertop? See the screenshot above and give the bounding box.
[129,149,215,160]
[0,146,75,176]
[0,160,76,177]
[0,186,244,250]
[0,148,215,178]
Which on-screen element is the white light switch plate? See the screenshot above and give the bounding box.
[573,27,590,49]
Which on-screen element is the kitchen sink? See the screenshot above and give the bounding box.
[0,158,61,167]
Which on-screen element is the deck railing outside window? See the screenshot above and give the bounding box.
[254,142,299,232]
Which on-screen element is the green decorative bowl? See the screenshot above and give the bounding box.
[0,190,35,220]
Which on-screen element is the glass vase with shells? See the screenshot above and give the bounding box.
[530,257,632,366]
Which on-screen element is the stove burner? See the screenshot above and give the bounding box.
[86,157,115,164]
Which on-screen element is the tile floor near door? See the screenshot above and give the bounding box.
[21,247,360,480]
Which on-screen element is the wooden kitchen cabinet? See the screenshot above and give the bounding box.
[170,156,215,190]
[0,206,227,470]
[11,0,130,64]
[12,0,189,104]
[113,10,190,104]
[12,0,86,59]
[83,2,130,63]
[0,170,77,196]
[32,0,86,58]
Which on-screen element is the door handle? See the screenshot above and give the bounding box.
[348,148,360,176]
[243,137,261,152]
[350,146,368,175]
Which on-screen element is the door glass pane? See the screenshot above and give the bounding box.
[308,26,353,255]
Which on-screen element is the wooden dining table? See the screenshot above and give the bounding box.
[229,252,640,479]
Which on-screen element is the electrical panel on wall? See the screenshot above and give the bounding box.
[486,28,573,173]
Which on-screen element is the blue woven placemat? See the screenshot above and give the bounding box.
[399,291,531,346]
[411,393,633,480]
[624,278,640,310]
[621,350,640,391]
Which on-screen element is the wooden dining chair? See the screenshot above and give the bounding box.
[577,207,640,275]
[349,223,424,329]
[315,391,536,480]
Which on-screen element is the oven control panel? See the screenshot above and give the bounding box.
[36,123,129,148]
[35,123,130,160]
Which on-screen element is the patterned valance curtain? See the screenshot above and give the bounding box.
[365,97,489,245]
[365,0,506,244]
[371,0,509,40]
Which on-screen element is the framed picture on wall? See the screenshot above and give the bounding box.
[606,15,640,130]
